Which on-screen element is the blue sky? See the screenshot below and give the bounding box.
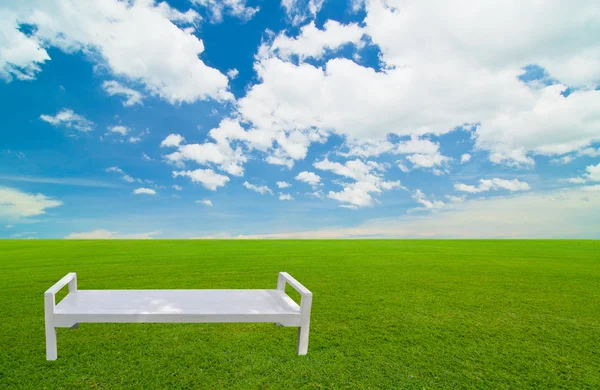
[1,0,599,239]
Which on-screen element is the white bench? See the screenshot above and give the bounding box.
[44,272,313,360]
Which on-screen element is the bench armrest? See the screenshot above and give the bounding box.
[277,272,313,318]
[45,273,77,299]
[277,272,312,297]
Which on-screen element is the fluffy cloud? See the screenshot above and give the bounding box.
[108,125,128,136]
[455,178,531,193]
[0,187,62,219]
[585,163,600,182]
[172,169,230,190]
[281,0,325,25]
[162,121,248,176]
[460,154,471,163]
[102,81,143,106]
[65,229,159,239]
[270,20,364,60]
[276,181,291,188]
[191,0,259,23]
[234,0,600,168]
[226,69,239,79]
[295,171,321,187]
[475,85,600,164]
[314,158,400,208]
[412,190,444,210]
[341,138,395,158]
[161,134,185,148]
[0,9,50,81]
[568,162,600,183]
[40,109,93,132]
[196,199,213,207]
[133,187,156,195]
[1,0,231,104]
[243,181,273,195]
[279,193,293,201]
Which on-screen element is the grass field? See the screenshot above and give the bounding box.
[0,240,599,389]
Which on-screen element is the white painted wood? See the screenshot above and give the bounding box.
[277,272,313,355]
[45,272,77,295]
[44,291,57,360]
[68,274,78,329]
[44,272,77,360]
[44,272,313,359]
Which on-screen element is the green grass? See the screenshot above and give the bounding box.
[0,240,599,389]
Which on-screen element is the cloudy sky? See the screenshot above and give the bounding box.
[1,0,599,239]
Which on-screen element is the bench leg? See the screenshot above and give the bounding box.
[71,323,79,329]
[297,325,309,355]
[274,322,282,327]
[45,322,57,360]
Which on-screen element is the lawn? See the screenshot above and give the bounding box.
[0,240,598,389]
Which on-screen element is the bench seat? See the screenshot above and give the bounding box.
[54,289,301,324]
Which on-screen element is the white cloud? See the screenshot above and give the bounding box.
[406,153,449,170]
[161,134,185,148]
[0,187,63,219]
[163,121,248,176]
[108,125,128,136]
[279,193,294,201]
[341,138,395,158]
[133,187,156,195]
[270,20,364,61]
[475,85,600,164]
[276,181,291,188]
[231,187,600,238]
[40,108,93,132]
[454,178,531,193]
[142,153,153,161]
[102,80,143,106]
[585,163,600,182]
[243,181,273,195]
[106,166,136,183]
[568,163,600,183]
[550,155,574,165]
[227,69,239,79]
[397,161,410,173]
[396,137,439,155]
[308,189,324,199]
[191,0,259,23]
[314,158,400,208]
[65,229,159,239]
[295,171,321,187]
[128,136,141,143]
[393,136,451,171]
[579,148,600,158]
[172,169,230,190]
[460,154,471,163]
[445,194,466,203]
[266,155,294,169]
[0,9,50,81]
[2,0,231,104]
[196,199,213,207]
[281,0,325,25]
[172,185,182,191]
[413,189,444,210]
[235,0,600,167]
